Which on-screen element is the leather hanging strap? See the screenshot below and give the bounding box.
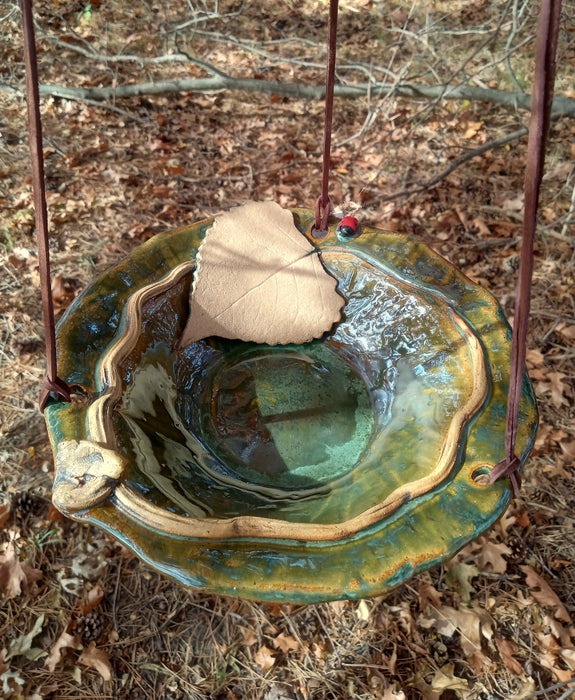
[21,0,71,410]
[313,0,339,235]
[490,0,562,495]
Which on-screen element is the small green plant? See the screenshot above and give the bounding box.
[77,3,92,24]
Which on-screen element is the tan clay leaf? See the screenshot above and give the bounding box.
[181,201,344,346]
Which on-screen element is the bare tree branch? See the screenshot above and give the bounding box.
[375,127,529,203]
[2,77,573,116]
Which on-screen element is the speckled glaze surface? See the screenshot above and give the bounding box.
[45,208,538,602]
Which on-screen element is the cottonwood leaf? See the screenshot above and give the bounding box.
[181,201,344,346]
[78,642,113,681]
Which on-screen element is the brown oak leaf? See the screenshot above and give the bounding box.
[44,631,82,672]
[0,541,43,599]
[254,645,276,672]
[272,632,299,654]
[522,566,571,623]
[495,634,523,675]
[78,642,113,681]
[472,537,511,574]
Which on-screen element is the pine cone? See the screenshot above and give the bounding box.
[13,491,40,519]
[74,610,105,643]
[429,638,449,665]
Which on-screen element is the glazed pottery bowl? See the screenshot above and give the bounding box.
[45,208,537,602]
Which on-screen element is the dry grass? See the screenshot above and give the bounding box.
[1,1,575,698]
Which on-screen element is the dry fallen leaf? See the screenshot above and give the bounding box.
[254,645,276,672]
[522,565,571,623]
[557,323,575,341]
[356,599,370,621]
[0,541,43,599]
[181,201,344,346]
[444,562,479,602]
[495,634,524,675]
[78,642,114,681]
[537,371,570,409]
[0,499,10,528]
[71,550,108,581]
[413,663,471,700]
[472,537,511,574]
[79,584,106,616]
[238,626,258,647]
[272,632,299,654]
[44,631,82,672]
[538,646,574,682]
[6,615,45,661]
[560,439,575,460]
[1,667,25,697]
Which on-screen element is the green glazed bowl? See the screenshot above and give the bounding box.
[45,208,537,602]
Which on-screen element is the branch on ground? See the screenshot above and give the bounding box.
[2,77,575,116]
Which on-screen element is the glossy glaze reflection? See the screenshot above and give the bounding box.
[45,208,538,602]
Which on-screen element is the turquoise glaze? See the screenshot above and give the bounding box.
[45,208,538,602]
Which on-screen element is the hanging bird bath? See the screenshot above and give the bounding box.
[45,205,537,603]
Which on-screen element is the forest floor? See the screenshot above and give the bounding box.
[1,1,575,698]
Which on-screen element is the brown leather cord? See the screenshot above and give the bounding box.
[21,0,71,411]
[490,0,562,496]
[313,0,339,235]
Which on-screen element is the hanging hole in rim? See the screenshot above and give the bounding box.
[68,384,91,405]
[311,226,330,241]
[470,464,493,486]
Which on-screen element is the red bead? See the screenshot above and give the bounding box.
[337,216,359,237]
